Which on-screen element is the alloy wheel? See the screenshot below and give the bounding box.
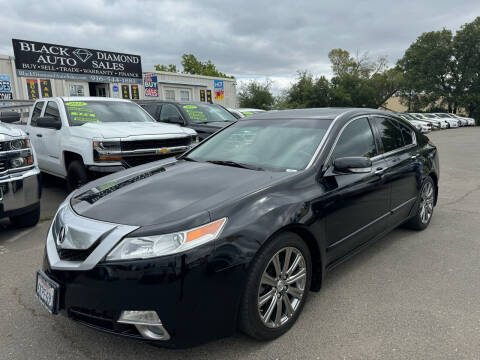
[419,182,434,224]
[257,247,307,328]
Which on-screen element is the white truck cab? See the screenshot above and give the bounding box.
[25,97,198,190]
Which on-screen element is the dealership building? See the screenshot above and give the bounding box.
[0,39,237,108]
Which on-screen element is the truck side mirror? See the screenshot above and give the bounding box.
[167,115,185,125]
[0,111,20,123]
[37,116,62,130]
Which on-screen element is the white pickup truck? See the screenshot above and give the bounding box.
[0,111,41,227]
[22,97,198,190]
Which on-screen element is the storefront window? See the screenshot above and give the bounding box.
[69,85,85,97]
[164,89,175,101]
[180,90,190,101]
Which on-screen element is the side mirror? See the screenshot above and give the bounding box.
[37,116,62,130]
[333,157,372,174]
[0,111,20,123]
[166,115,185,125]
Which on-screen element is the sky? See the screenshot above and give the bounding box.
[1,0,479,94]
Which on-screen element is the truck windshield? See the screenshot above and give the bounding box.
[64,101,154,126]
[181,103,237,123]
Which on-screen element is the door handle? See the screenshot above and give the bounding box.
[26,132,29,135]
[36,134,43,138]
[374,167,384,175]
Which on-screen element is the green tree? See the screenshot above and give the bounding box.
[238,80,275,110]
[154,54,234,78]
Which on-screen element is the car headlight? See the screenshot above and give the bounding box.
[8,138,33,168]
[106,217,227,261]
[93,140,122,162]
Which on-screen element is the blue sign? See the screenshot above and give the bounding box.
[0,74,13,100]
[113,85,119,92]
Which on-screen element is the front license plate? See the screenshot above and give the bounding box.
[35,270,60,314]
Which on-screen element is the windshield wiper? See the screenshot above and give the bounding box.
[206,160,264,171]
[181,156,197,162]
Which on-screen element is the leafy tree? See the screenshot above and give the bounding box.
[154,54,234,79]
[238,80,275,110]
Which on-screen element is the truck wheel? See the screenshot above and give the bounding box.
[10,205,40,228]
[66,160,89,192]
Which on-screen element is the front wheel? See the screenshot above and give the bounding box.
[239,232,312,340]
[405,176,436,230]
[66,160,89,192]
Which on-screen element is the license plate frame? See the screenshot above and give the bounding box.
[35,270,60,314]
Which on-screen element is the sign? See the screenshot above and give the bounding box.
[113,85,119,92]
[121,85,130,99]
[206,89,212,103]
[0,75,13,100]
[200,89,205,102]
[12,39,142,84]
[144,73,158,97]
[214,80,224,100]
[40,79,52,97]
[131,85,139,99]
[26,78,39,100]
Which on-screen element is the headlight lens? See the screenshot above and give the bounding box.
[106,217,227,261]
[93,140,122,162]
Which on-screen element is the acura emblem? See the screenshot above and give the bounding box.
[57,226,66,245]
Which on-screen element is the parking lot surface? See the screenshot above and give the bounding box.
[1,127,479,360]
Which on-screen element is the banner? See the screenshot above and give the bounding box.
[121,85,130,99]
[40,79,52,97]
[214,80,224,100]
[12,39,142,84]
[131,85,139,99]
[0,75,13,100]
[26,78,39,100]
[144,73,158,97]
[200,89,205,102]
[206,89,212,103]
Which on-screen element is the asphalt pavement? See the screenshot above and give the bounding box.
[1,127,479,360]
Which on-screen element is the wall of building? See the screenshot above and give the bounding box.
[0,56,237,107]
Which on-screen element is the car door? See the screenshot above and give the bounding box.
[370,116,419,226]
[40,100,63,174]
[27,101,47,168]
[320,116,391,260]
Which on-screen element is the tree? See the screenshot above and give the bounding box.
[238,80,275,110]
[154,54,234,79]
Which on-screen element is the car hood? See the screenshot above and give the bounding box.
[0,123,26,138]
[71,159,282,227]
[72,122,195,139]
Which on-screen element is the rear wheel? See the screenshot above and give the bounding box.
[66,160,89,192]
[405,176,435,230]
[239,232,312,340]
[10,205,40,228]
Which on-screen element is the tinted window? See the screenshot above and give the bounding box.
[331,117,377,161]
[141,104,161,119]
[373,117,404,153]
[44,101,61,124]
[397,121,413,145]
[160,104,182,122]
[30,102,44,126]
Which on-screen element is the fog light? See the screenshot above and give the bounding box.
[117,311,170,340]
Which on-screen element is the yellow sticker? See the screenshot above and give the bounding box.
[65,101,87,106]
[183,105,197,109]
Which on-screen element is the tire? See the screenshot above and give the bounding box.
[10,205,40,228]
[404,176,436,230]
[66,160,89,192]
[239,232,312,341]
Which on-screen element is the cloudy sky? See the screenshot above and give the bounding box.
[1,0,479,93]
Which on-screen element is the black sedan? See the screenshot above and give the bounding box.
[37,108,439,347]
[138,100,237,140]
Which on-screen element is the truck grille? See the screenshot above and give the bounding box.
[0,160,6,172]
[0,142,4,151]
[121,137,191,151]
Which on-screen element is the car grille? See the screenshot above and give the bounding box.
[122,154,175,168]
[69,308,140,337]
[0,142,5,151]
[0,160,6,172]
[56,248,95,262]
[121,137,191,151]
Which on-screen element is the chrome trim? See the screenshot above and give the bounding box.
[46,202,138,271]
[96,146,189,157]
[348,167,372,173]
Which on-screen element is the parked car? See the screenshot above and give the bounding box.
[236,108,266,117]
[438,113,475,126]
[424,113,459,128]
[397,114,431,133]
[226,107,245,119]
[20,97,198,191]
[138,101,237,140]
[0,111,41,227]
[37,108,439,347]
[409,113,444,129]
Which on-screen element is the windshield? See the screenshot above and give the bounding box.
[64,101,154,126]
[424,114,438,119]
[187,118,332,171]
[181,103,237,123]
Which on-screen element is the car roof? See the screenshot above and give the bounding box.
[56,96,132,103]
[243,108,397,121]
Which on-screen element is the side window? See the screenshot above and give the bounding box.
[142,104,161,120]
[331,117,378,161]
[159,104,181,122]
[30,102,44,126]
[44,102,61,124]
[397,121,414,145]
[373,117,404,153]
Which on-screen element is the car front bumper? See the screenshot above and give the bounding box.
[0,167,41,218]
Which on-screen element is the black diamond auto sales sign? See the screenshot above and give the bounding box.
[12,39,142,84]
